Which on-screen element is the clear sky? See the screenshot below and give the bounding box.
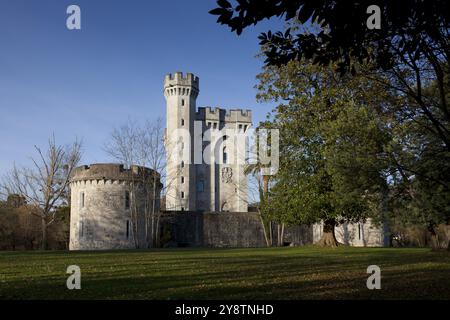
[0,0,283,176]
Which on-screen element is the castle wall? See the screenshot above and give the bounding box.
[312,219,388,247]
[160,212,313,248]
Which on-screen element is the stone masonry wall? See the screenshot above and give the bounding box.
[160,211,313,248]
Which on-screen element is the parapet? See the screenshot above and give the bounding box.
[70,163,160,183]
[164,72,199,91]
[225,109,252,123]
[196,107,224,121]
[196,107,252,123]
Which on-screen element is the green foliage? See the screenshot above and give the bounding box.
[210,1,449,75]
[257,60,390,227]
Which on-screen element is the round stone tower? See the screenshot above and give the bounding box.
[164,72,199,211]
[69,163,161,250]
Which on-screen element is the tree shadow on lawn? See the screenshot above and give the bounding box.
[1,249,449,299]
[2,265,449,300]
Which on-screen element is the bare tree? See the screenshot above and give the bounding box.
[0,136,82,249]
[104,118,178,247]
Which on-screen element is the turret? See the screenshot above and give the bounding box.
[164,72,199,211]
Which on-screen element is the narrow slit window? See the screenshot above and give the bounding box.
[126,220,130,239]
[79,221,84,238]
[181,99,185,106]
[80,192,85,208]
[125,191,130,209]
[181,191,185,199]
[181,118,185,126]
[223,147,228,164]
[181,176,185,184]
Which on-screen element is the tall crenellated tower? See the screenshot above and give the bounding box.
[164,72,199,211]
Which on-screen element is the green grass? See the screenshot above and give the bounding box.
[0,246,449,299]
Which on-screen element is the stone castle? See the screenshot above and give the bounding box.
[69,72,388,250]
[164,72,251,212]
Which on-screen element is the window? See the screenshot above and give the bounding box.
[181,119,185,126]
[126,220,130,239]
[238,124,243,131]
[181,161,185,168]
[181,99,185,106]
[358,224,362,240]
[181,191,185,199]
[181,176,184,184]
[125,191,130,209]
[181,207,185,212]
[197,180,204,192]
[223,135,227,141]
[244,125,248,131]
[79,221,84,238]
[208,122,211,128]
[80,192,85,208]
[213,122,217,129]
[223,147,228,164]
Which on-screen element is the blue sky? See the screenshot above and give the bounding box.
[0,0,284,176]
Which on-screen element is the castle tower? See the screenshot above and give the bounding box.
[164,72,199,211]
[69,164,161,250]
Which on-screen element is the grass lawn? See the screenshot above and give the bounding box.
[0,246,449,300]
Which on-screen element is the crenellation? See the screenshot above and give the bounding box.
[164,71,199,93]
[224,109,252,123]
[71,163,159,183]
[195,107,252,124]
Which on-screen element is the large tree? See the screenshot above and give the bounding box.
[257,60,390,246]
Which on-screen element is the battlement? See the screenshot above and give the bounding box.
[164,72,199,90]
[70,163,160,183]
[196,107,252,123]
[225,109,252,123]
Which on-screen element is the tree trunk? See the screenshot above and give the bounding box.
[428,223,440,250]
[258,211,271,247]
[269,221,273,246]
[276,224,281,246]
[317,219,339,247]
[155,212,161,248]
[41,217,47,250]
